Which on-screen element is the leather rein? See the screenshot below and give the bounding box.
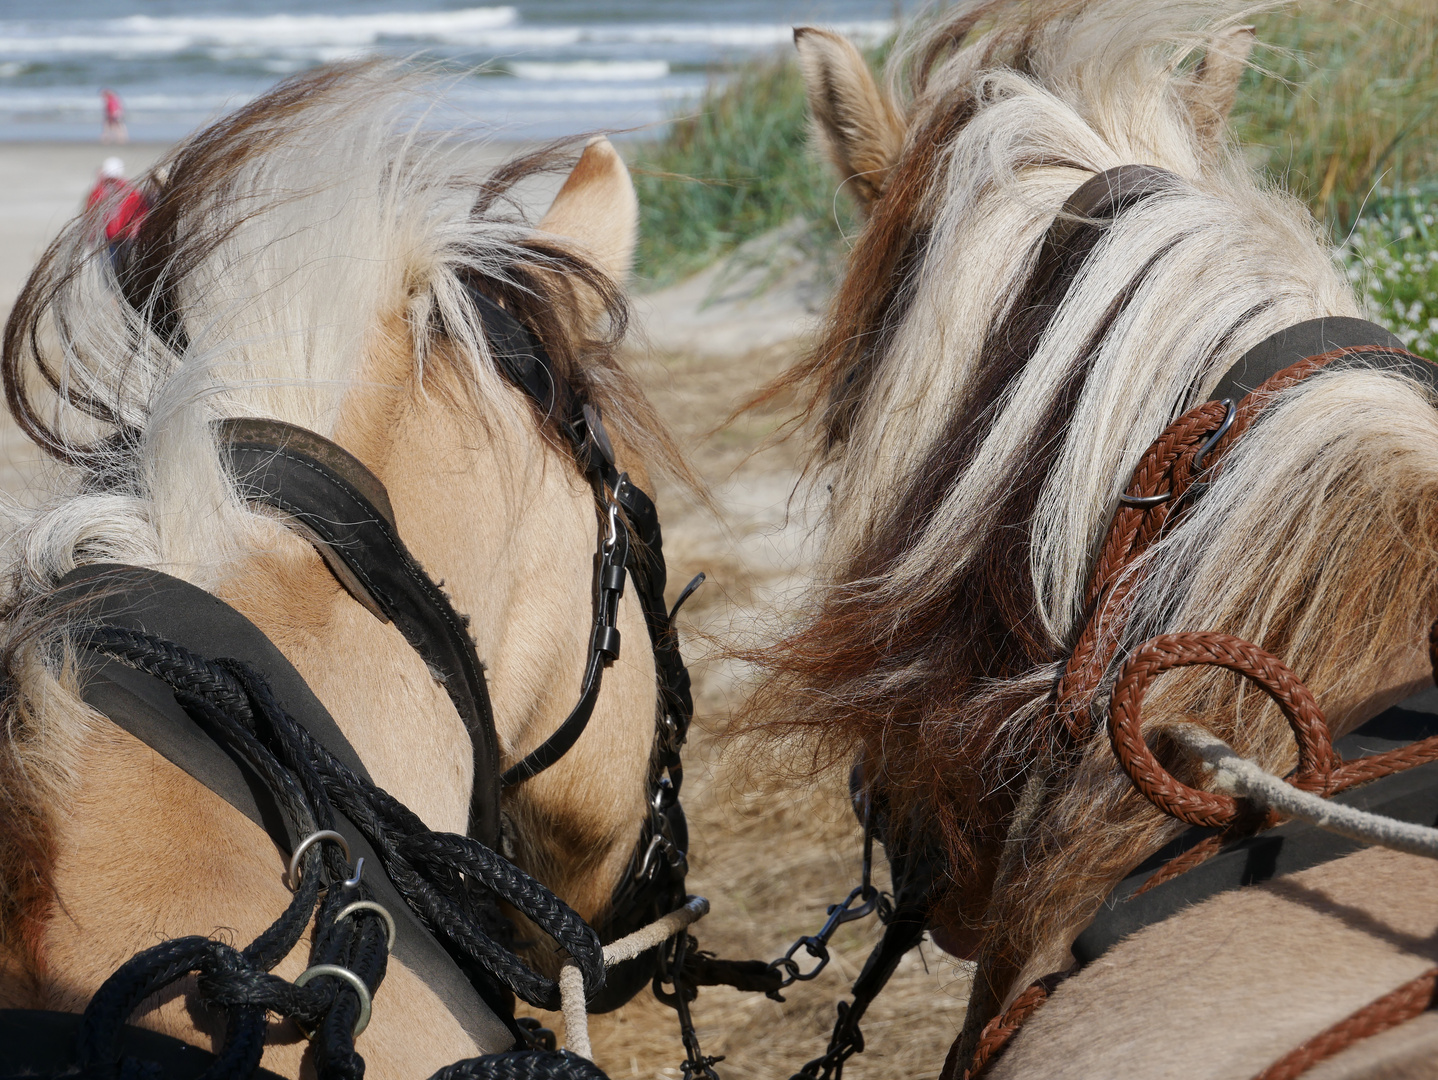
[939,165,1438,1079]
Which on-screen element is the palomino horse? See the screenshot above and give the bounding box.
[0,65,698,1077]
[751,1,1438,1076]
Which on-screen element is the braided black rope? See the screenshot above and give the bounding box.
[62,625,610,1080]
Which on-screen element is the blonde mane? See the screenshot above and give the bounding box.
[3,62,683,600]
[0,63,689,999]
[752,0,1438,999]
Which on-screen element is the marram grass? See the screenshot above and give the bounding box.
[630,55,856,287]
[631,1,1436,359]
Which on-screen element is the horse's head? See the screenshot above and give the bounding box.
[754,0,1438,975]
[3,64,691,1010]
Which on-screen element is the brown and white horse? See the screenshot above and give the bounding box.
[0,65,689,1076]
[752,2,1438,1076]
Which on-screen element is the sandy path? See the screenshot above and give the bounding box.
[0,143,168,496]
[0,141,969,1079]
[527,340,972,1080]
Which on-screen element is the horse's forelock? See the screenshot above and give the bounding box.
[1,62,692,598]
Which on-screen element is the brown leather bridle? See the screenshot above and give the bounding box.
[939,166,1438,1080]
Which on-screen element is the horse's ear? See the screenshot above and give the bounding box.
[794,26,904,215]
[1185,26,1255,150]
[538,136,638,282]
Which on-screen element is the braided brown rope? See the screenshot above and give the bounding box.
[1109,632,1338,827]
[950,343,1438,1080]
[1130,806,1283,897]
[963,977,1058,1079]
[1252,967,1438,1080]
[1056,401,1228,741]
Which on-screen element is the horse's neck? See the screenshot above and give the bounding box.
[215,356,602,835]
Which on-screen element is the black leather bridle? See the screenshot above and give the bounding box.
[212,282,699,1010]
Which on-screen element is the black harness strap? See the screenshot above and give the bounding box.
[461,286,695,793]
[458,285,698,1018]
[0,1009,287,1080]
[51,562,515,1053]
[216,417,503,849]
[1074,692,1438,964]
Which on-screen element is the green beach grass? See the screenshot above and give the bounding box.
[630,2,1436,352]
[631,55,855,288]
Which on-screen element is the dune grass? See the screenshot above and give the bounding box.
[631,0,1438,325]
[1231,0,1438,233]
[631,56,854,287]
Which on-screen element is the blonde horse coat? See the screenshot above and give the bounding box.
[753,2,1438,1075]
[0,66,681,1077]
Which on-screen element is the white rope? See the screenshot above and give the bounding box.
[1171,725,1438,860]
[558,895,711,1061]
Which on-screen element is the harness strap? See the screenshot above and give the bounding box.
[463,285,695,792]
[1073,695,1438,964]
[462,282,697,1015]
[49,562,515,1052]
[1209,316,1422,402]
[216,417,503,848]
[0,1008,288,1080]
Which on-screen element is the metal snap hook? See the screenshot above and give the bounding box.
[293,963,373,1038]
[1191,398,1237,473]
[341,856,365,891]
[334,899,397,950]
[286,830,351,890]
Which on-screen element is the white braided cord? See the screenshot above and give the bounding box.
[1171,725,1438,860]
[557,895,711,1061]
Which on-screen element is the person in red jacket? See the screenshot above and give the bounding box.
[86,158,150,252]
[101,88,128,144]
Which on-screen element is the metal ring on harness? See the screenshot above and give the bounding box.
[286,830,351,890]
[293,963,374,1038]
[1116,398,1237,508]
[335,900,397,950]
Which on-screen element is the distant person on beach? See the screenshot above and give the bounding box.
[86,158,149,247]
[101,89,127,144]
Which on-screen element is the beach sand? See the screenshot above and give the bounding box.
[0,139,966,1079]
[0,143,170,495]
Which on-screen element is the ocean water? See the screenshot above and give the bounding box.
[0,1,902,143]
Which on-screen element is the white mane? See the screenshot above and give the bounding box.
[3,64,562,600]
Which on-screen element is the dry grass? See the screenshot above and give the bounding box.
[1232,0,1438,232]
[516,340,972,1078]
